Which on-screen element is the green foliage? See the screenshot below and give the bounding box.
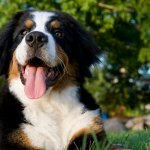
[0,0,150,116]
[139,48,150,62]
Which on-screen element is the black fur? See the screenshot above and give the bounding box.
[0,11,30,75]
[0,83,26,149]
[0,10,106,150]
[56,11,100,79]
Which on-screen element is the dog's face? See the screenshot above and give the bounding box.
[0,10,99,99]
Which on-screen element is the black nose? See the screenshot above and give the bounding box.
[25,31,48,48]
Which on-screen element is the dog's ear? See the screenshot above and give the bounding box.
[76,28,100,78]
[71,18,100,78]
[58,12,100,78]
[0,11,26,75]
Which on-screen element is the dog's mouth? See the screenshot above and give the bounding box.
[19,57,64,99]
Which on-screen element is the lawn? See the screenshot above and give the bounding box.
[108,129,150,150]
[79,129,150,150]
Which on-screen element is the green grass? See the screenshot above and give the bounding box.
[80,129,150,150]
[108,129,150,150]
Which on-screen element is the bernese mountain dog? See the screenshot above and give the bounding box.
[0,10,113,150]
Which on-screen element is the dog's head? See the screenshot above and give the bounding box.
[0,10,99,99]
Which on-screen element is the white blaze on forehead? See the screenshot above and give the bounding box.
[31,11,55,32]
[31,11,57,65]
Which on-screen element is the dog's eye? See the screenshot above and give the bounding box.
[55,30,64,38]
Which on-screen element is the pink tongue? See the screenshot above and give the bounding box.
[24,65,46,99]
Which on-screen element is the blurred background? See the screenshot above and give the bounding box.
[0,0,150,131]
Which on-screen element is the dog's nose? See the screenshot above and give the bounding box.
[25,31,48,48]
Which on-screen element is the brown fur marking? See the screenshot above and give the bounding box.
[24,19,34,29]
[8,52,19,81]
[52,46,78,91]
[50,20,61,29]
[8,130,41,150]
[92,117,104,133]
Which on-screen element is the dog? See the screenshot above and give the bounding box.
[0,10,110,150]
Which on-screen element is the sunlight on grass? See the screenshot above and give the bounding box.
[79,129,150,150]
[108,129,150,150]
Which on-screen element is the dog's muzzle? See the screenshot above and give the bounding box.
[18,31,64,99]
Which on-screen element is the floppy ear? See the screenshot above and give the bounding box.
[59,12,100,78]
[76,26,100,77]
[0,26,13,75]
[69,20,100,78]
[0,11,26,75]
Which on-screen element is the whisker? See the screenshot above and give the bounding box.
[56,56,68,78]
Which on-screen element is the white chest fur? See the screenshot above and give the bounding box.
[9,79,100,150]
